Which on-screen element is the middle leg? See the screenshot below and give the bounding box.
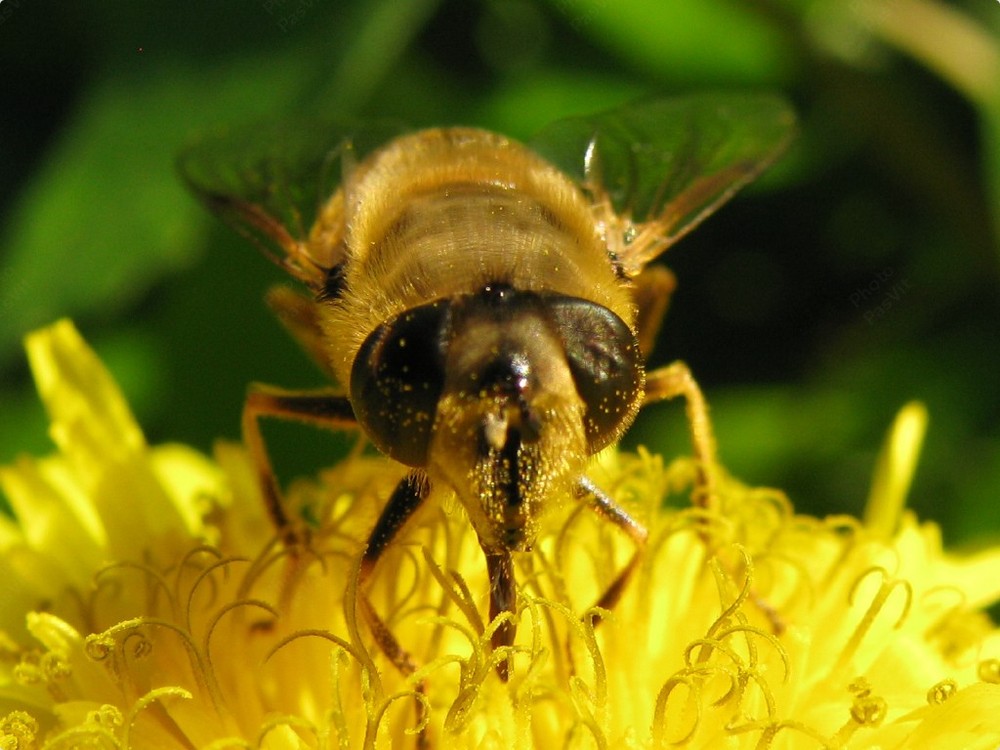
[643,361,718,507]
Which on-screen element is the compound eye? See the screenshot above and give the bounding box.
[350,300,451,466]
[548,297,643,453]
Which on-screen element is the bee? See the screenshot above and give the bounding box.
[179,93,796,681]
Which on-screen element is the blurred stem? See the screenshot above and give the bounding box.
[851,0,999,106]
[317,0,443,113]
[850,0,1000,252]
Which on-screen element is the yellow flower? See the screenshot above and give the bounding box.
[2,319,999,749]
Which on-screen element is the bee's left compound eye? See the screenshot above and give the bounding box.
[547,297,644,453]
[350,300,451,467]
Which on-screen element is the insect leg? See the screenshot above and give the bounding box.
[643,361,718,507]
[575,476,648,619]
[485,549,516,681]
[358,470,431,677]
[242,385,357,541]
[265,286,341,380]
[632,265,676,357]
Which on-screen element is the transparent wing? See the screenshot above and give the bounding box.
[177,117,405,287]
[528,92,796,274]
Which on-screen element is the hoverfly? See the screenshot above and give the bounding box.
[179,93,796,681]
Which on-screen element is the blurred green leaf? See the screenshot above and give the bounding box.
[0,54,317,365]
[474,72,647,136]
[545,0,797,84]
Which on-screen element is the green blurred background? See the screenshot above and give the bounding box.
[1,0,998,549]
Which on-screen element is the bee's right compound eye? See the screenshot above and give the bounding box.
[350,300,451,467]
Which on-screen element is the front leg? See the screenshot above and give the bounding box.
[576,476,648,620]
[357,470,431,677]
[357,470,436,749]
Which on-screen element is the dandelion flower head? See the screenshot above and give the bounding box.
[1,320,999,749]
